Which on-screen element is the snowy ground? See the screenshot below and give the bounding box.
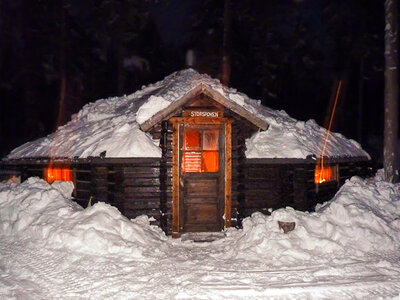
[1,174,400,299]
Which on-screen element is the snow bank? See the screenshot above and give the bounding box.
[6,69,368,160]
[0,177,166,257]
[1,173,399,266]
[223,173,400,265]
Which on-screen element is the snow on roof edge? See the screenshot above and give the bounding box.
[5,69,370,161]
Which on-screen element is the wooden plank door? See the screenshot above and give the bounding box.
[179,124,225,232]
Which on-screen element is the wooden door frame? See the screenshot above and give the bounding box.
[170,117,232,238]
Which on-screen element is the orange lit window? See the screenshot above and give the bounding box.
[182,127,219,173]
[184,130,200,150]
[314,165,338,184]
[202,151,219,172]
[44,166,72,183]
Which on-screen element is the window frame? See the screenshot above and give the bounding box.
[44,165,73,183]
[182,125,220,173]
[314,164,339,192]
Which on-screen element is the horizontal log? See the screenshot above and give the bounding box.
[92,166,108,172]
[75,173,92,181]
[245,181,286,189]
[91,169,108,175]
[88,157,161,166]
[123,178,160,186]
[245,171,283,180]
[243,201,286,209]
[125,186,161,194]
[24,167,44,173]
[125,198,160,205]
[124,202,160,210]
[76,178,90,184]
[124,209,161,219]
[76,179,91,186]
[124,192,162,199]
[76,190,91,198]
[244,187,283,194]
[123,168,160,177]
[75,168,91,173]
[76,189,91,197]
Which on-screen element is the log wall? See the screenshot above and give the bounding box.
[81,158,163,227]
[0,154,374,235]
[241,159,375,219]
[230,121,251,228]
[1,158,163,228]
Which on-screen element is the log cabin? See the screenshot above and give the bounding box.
[1,69,373,237]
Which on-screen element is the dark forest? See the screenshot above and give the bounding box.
[0,0,387,161]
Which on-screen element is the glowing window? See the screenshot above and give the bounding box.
[314,165,338,184]
[182,128,219,173]
[184,130,200,150]
[202,151,219,172]
[44,166,72,183]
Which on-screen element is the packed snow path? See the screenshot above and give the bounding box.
[1,237,400,299]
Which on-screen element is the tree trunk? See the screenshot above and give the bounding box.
[220,0,231,86]
[383,0,399,183]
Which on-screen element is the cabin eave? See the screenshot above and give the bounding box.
[139,83,269,132]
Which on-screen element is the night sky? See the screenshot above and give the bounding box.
[0,0,390,162]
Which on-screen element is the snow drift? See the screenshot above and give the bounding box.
[1,173,399,264]
[223,172,400,265]
[0,177,167,257]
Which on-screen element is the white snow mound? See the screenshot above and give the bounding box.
[1,172,400,266]
[0,177,167,257]
[222,173,400,265]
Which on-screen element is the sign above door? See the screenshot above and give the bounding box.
[182,108,223,118]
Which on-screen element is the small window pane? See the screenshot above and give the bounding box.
[315,165,335,184]
[202,151,219,172]
[62,168,72,181]
[182,152,202,172]
[185,130,200,150]
[203,130,219,150]
[44,167,72,183]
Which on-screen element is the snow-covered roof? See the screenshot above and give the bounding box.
[5,69,369,160]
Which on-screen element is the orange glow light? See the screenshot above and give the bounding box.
[185,130,200,150]
[182,151,219,173]
[202,151,219,172]
[315,166,333,184]
[45,166,72,183]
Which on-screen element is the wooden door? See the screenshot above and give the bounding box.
[179,124,224,232]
